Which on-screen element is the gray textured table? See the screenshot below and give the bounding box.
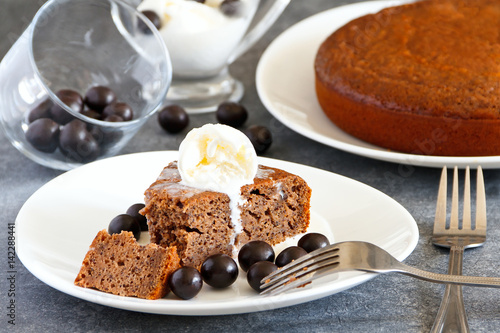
[2,1,500,332]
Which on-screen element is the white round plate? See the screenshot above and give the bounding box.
[16,151,418,315]
[256,0,500,169]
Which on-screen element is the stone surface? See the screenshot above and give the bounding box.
[2,0,500,332]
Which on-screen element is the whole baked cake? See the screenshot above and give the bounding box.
[315,0,500,156]
[74,230,180,299]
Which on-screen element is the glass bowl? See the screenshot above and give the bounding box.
[0,0,172,170]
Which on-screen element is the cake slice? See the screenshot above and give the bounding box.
[74,230,180,299]
[142,161,311,267]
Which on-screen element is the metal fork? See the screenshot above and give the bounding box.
[431,166,486,333]
[260,241,500,296]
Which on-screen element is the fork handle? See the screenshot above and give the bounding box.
[430,246,469,333]
[393,263,500,288]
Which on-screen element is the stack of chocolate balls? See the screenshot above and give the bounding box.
[25,86,134,163]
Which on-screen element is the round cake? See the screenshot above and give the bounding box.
[314,0,500,156]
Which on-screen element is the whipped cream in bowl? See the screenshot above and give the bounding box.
[136,0,289,113]
[138,0,259,78]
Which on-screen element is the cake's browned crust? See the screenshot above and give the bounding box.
[142,162,311,267]
[315,0,500,156]
[74,230,180,300]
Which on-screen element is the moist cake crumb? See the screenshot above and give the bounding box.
[74,230,180,299]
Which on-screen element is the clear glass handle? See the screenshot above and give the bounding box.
[228,0,290,64]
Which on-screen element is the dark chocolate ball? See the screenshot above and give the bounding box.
[89,117,124,150]
[59,120,100,162]
[244,125,272,154]
[238,240,275,272]
[216,102,248,128]
[201,254,238,288]
[88,126,104,143]
[169,266,203,300]
[220,0,243,16]
[50,89,84,125]
[158,104,189,133]
[84,86,116,112]
[275,246,307,267]
[25,118,60,153]
[298,233,330,253]
[108,214,141,240]
[139,10,162,33]
[102,102,133,121]
[126,203,148,231]
[103,114,125,122]
[247,261,278,292]
[57,89,84,105]
[28,99,53,123]
[80,109,102,121]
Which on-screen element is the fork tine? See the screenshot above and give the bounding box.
[434,167,448,233]
[261,245,340,287]
[462,166,471,230]
[260,261,341,296]
[262,254,339,290]
[450,166,460,230]
[475,166,487,232]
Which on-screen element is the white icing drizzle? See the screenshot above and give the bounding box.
[276,182,285,200]
[151,182,203,199]
[227,190,245,256]
[256,166,275,179]
[152,162,205,199]
[157,161,180,180]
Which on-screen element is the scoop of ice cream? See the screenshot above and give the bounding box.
[178,124,258,193]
